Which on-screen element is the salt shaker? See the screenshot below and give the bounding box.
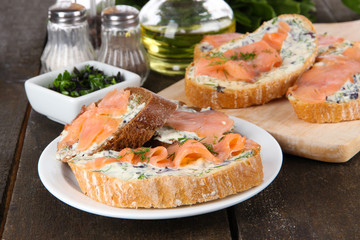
[97,5,149,85]
[40,2,95,73]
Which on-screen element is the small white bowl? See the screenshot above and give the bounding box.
[25,61,141,125]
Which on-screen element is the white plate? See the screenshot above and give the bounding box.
[38,117,282,220]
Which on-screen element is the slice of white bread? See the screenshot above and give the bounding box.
[193,32,243,61]
[185,14,318,109]
[287,41,360,123]
[68,139,262,208]
[56,87,177,162]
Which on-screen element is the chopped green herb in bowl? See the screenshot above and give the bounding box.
[49,65,125,97]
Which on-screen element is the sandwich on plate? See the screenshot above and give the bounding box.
[185,14,318,109]
[56,87,264,208]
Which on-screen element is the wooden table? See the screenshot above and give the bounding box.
[0,1,359,239]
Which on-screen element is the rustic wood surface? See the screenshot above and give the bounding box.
[0,0,359,239]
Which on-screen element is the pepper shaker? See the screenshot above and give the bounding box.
[97,5,149,85]
[40,2,95,73]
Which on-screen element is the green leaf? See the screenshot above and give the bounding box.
[62,70,72,81]
[342,0,360,14]
[234,11,252,27]
[268,0,301,15]
[251,2,276,19]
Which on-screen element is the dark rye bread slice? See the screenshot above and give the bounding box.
[56,87,177,162]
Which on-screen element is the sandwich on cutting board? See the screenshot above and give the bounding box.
[57,87,263,208]
[287,40,360,123]
[185,14,318,109]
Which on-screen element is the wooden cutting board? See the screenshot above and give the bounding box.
[158,20,360,163]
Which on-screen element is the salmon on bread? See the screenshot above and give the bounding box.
[185,14,318,109]
[67,103,263,208]
[287,41,360,123]
[56,87,177,162]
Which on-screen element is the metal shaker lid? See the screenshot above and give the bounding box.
[102,5,139,28]
[49,2,87,24]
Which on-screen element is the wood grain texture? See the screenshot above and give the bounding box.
[0,0,49,82]
[233,152,360,239]
[0,0,52,228]
[0,82,28,221]
[158,21,360,163]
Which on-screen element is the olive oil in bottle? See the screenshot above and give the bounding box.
[139,0,235,76]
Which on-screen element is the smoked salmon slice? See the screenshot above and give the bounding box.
[214,133,246,161]
[147,146,171,168]
[201,32,243,48]
[58,109,97,150]
[171,140,220,168]
[85,157,119,170]
[58,89,130,152]
[318,34,344,49]
[117,148,137,164]
[84,134,252,169]
[288,43,360,103]
[77,116,121,152]
[98,89,130,110]
[165,110,234,139]
[194,22,289,82]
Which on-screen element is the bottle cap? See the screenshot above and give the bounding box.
[102,5,139,28]
[49,2,87,24]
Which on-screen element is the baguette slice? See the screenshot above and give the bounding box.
[68,139,262,208]
[56,87,177,162]
[193,32,243,61]
[287,41,360,123]
[185,14,318,109]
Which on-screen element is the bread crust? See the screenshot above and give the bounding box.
[288,96,360,123]
[185,14,318,109]
[57,87,177,162]
[68,141,263,208]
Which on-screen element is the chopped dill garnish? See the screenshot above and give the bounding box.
[238,51,256,61]
[131,147,151,162]
[272,17,278,24]
[218,130,233,142]
[223,130,233,135]
[117,152,129,159]
[222,69,230,79]
[167,152,176,161]
[178,137,190,145]
[138,173,147,179]
[201,142,218,155]
[197,136,207,142]
[234,151,255,160]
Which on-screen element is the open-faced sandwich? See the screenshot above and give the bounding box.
[57,88,263,208]
[185,14,318,109]
[287,41,360,123]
